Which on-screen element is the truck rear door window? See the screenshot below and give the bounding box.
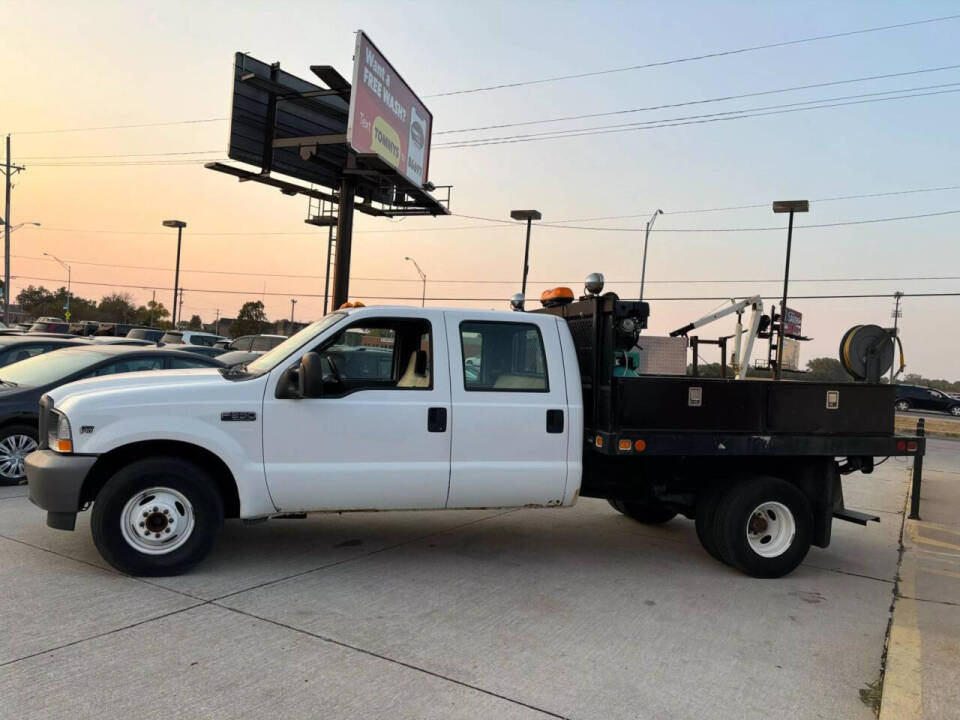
[460,321,548,392]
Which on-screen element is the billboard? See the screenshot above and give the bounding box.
[347,31,432,188]
[783,307,802,338]
[781,338,801,371]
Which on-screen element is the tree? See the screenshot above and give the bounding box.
[98,292,137,323]
[188,314,202,329]
[133,299,170,327]
[804,357,854,382]
[230,300,269,338]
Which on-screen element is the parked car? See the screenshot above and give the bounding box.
[69,321,101,336]
[228,334,286,352]
[28,320,70,334]
[178,345,226,359]
[216,350,262,367]
[89,337,158,346]
[895,384,960,416]
[94,323,135,337]
[0,345,223,484]
[126,328,165,342]
[160,330,225,347]
[0,335,87,368]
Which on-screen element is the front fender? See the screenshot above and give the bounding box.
[74,412,274,518]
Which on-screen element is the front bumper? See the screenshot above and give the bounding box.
[26,450,97,531]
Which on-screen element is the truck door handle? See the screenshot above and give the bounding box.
[427,407,447,432]
[546,409,564,433]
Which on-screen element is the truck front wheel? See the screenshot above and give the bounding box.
[608,499,677,524]
[712,477,812,578]
[91,457,224,576]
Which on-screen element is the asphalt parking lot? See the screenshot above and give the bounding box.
[1,442,957,719]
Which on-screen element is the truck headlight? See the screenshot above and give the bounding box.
[49,410,73,453]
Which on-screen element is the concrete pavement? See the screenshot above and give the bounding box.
[1,443,957,719]
[880,438,960,720]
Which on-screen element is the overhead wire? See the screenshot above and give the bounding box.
[435,63,960,135]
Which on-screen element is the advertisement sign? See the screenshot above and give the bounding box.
[347,31,432,188]
[781,338,801,371]
[783,307,802,338]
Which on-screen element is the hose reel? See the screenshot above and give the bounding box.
[839,324,904,383]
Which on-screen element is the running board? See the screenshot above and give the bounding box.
[833,509,880,525]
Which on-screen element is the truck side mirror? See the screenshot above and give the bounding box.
[298,352,325,399]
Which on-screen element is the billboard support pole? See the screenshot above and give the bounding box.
[332,176,356,310]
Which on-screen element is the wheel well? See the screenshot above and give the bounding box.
[81,440,241,518]
[0,416,38,433]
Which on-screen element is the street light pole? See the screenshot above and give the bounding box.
[290,298,297,324]
[510,209,542,299]
[162,220,187,327]
[638,209,663,305]
[404,256,427,307]
[771,200,809,380]
[43,252,71,317]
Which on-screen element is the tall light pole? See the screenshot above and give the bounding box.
[638,208,663,305]
[771,200,809,380]
[0,222,38,320]
[42,252,71,317]
[162,220,186,327]
[510,209,542,298]
[890,292,903,382]
[290,298,297,324]
[404,256,427,307]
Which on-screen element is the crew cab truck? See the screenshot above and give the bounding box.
[25,288,924,577]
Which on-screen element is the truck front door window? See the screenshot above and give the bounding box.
[459,321,548,392]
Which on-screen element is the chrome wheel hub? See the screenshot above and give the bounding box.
[0,434,37,480]
[120,487,195,555]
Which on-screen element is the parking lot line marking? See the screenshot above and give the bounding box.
[913,535,960,553]
[0,603,206,669]
[879,563,923,720]
[217,603,570,719]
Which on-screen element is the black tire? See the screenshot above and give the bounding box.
[91,457,223,576]
[712,476,812,578]
[607,499,677,524]
[0,423,39,486]
[894,399,911,412]
[694,484,727,562]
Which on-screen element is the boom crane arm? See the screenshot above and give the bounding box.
[669,295,764,380]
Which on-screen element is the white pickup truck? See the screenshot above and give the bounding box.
[27,289,923,578]
[27,307,583,575]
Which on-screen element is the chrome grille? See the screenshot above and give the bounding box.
[38,395,53,449]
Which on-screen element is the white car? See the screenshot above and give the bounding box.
[159,330,226,347]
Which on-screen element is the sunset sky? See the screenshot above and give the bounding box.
[3,1,959,377]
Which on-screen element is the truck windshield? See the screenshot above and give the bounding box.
[244,312,348,375]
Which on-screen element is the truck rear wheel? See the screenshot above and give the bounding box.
[694,484,727,562]
[608,499,677,524]
[712,477,812,578]
[91,457,224,576]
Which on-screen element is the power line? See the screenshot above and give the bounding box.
[16,150,222,160]
[12,254,960,286]
[10,275,960,302]
[6,117,227,137]
[423,13,960,98]
[437,84,960,148]
[435,63,960,135]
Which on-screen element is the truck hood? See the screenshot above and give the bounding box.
[46,368,260,409]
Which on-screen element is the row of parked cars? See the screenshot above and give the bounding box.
[0,325,288,484]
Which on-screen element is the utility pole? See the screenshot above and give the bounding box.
[178,288,184,327]
[214,308,220,336]
[890,291,903,382]
[3,135,26,325]
[290,298,297,323]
